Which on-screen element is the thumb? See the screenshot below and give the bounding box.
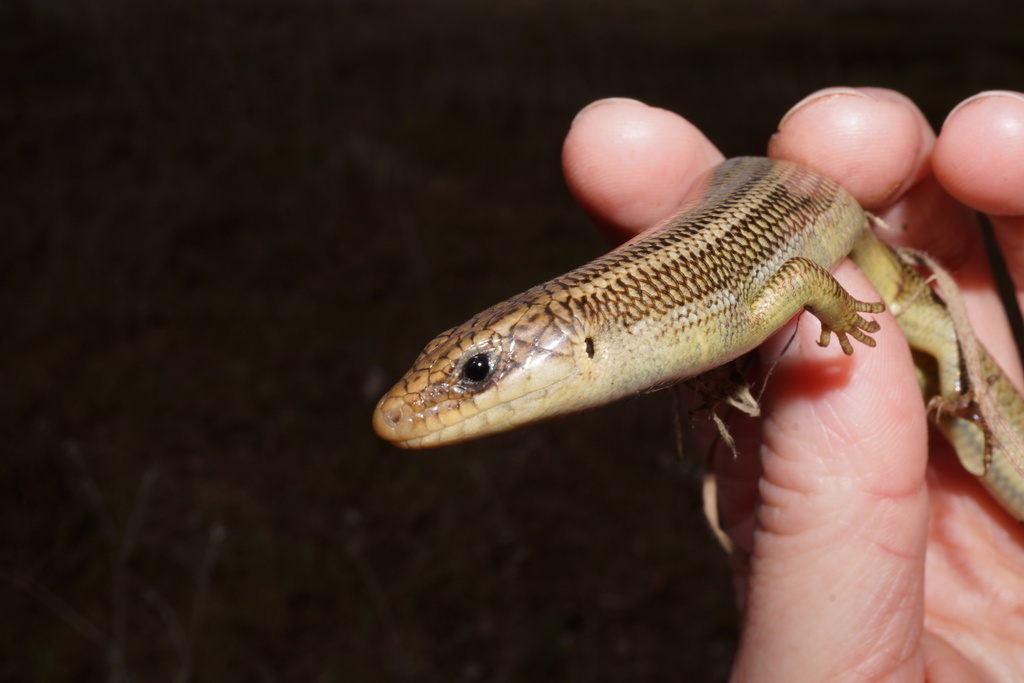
[731,263,931,681]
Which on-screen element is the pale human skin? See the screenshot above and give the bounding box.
[562,89,1024,681]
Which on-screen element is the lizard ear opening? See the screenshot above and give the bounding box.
[584,337,595,359]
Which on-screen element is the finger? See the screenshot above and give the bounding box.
[927,92,1024,667]
[562,99,765,557]
[768,86,933,210]
[768,88,975,294]
[769,87,962,262]
[933,91,1024,384]
[562,98,723,245]
[716,88,937,560]
[933,91,1024,216]
[731,262,931,681]
[727,89,932,678]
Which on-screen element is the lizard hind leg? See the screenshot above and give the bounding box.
[755,256,885,355]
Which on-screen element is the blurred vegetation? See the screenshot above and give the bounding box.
[2,0,1021,680]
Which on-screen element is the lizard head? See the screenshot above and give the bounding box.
[372,295,586,448]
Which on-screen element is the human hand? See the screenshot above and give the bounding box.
[562,89,1024,681]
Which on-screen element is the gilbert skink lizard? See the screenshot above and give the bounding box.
[372,157,1024,520]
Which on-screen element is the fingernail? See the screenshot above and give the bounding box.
[777,87,875,131]
[943,90,1024,129]
[571,97,646,127]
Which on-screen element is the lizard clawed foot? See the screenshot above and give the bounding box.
[816,301,885,355]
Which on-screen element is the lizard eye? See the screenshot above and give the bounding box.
[460,353,494,384]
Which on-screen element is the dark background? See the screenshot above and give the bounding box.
[3,0,1022,680]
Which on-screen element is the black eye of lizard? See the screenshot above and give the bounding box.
[461,353,493,383]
